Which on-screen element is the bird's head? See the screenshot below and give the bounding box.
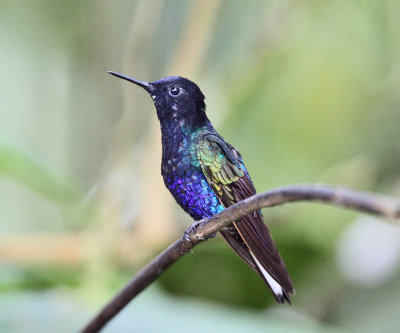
[109,72,208,128]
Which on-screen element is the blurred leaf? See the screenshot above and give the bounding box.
[0,264,82,294]
[0,143,81,203]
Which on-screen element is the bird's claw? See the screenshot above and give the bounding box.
[183,220,203,243]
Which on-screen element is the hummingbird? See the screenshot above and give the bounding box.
[108,71,294,303]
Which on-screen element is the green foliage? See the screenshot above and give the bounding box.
[0,143,80,203]
[0,265,82,293]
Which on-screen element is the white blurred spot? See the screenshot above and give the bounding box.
[336,216,400,287]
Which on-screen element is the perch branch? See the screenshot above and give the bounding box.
[80,184,400,333]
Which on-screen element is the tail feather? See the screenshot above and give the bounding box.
[220,221,294,304]
[250,251,291,304]
[220,225,258,272]
[233,214,294,295]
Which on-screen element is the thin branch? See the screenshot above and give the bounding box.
[80,184,400,333]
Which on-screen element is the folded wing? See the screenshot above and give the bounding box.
[196,132,294,303]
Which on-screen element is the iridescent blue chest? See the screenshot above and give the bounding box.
[161,125,224,220]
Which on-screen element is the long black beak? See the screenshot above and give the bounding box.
[108,71,155,92]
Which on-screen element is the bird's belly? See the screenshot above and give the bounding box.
[164,168,224,221]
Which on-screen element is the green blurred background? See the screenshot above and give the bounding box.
[1,0,400,332]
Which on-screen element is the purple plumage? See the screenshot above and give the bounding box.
[161,123,224,220]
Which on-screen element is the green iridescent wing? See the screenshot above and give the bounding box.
[196,132,294,303]
[197,136,245,204]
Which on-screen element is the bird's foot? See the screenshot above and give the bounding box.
[183,220,203,243]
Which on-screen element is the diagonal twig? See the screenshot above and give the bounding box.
[80,184,400,333]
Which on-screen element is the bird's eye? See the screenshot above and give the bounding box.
[169,86,181,96]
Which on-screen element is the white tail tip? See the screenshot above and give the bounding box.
[250,251,284,298]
